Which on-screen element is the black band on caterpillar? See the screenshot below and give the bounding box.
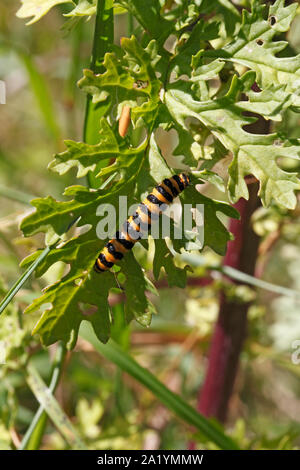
[155,185,173,203]
[181,173,190,186]
[172,174,185,192]
[94,261,105,272]
[115,231,135,249]
[132,212,151,231]
[147,193,164,207]
[123,220,142,241]
[107,241,123,260]
[138,202,159,221]
[94,173,190,273]
[163,178,179,197]
[99,252,114,268]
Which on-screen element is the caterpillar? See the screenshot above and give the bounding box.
[118,105,131,137]
[94,173,190,273]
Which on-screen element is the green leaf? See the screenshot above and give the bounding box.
[237,85,300,120]
[49,118,119,177]
[158,105,203,167]
[20,0,300,350]
[20,195,84,237]
[16,0,72,24]
[25,234,113,348]
[64,0,96,17]
[19,180,155,346]
[171,21,221,78]
[16,0,99,24]
[216,0,241,36]
[223,0,300,101]
[153,237,187,288]
[192,169,226,193]
[21,229,156,347]
[165,74,300,209]
[119,0,174,41]
[147,133,172,181]
[78,36,161,128]
[191,56,225,83]
[119,251,156,327]
[20,179,135,239]
[182,186,239,256]
[165,0,240,37]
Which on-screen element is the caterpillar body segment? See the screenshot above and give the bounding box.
[94,173,190,273]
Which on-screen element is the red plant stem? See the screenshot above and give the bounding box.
[197,181,260,422]
[193,106,270,428]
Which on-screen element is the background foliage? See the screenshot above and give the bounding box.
[0,0,300,450]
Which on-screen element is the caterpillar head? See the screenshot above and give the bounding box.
[178,173,190,188]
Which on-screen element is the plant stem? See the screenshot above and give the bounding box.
[0,215,80,317]
[0,245,51,316]
[0,0,115,450]
[83,0,114,188]
[127,11,134,36]
[19,342,67,450]
[181,254,300,298]
[195,115,270,427]
[197,183,260,422]
[0,184,34,205]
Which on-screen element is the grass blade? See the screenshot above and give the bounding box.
[0,184,34,205]
[0,37,60,142]
[26,362,86,450]
[19,343,67,450]
[0,38,60,142]
[0,217,79,316]
[0,246,51,316]
[18,51,61,143]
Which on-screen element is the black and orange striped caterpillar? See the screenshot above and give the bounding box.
[94,173,190,273]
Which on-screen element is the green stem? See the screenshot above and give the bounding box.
[127,11,134,36]
[8,2,115,447]
[0,246,51,316]
[91,0,114,73]
[181,253,300,299]
[0,218,79,316]
[83,0,114,188]
[1,1,115,315]
[0,184,34,205]
[19,342,67,450]
[64,18,84,138]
